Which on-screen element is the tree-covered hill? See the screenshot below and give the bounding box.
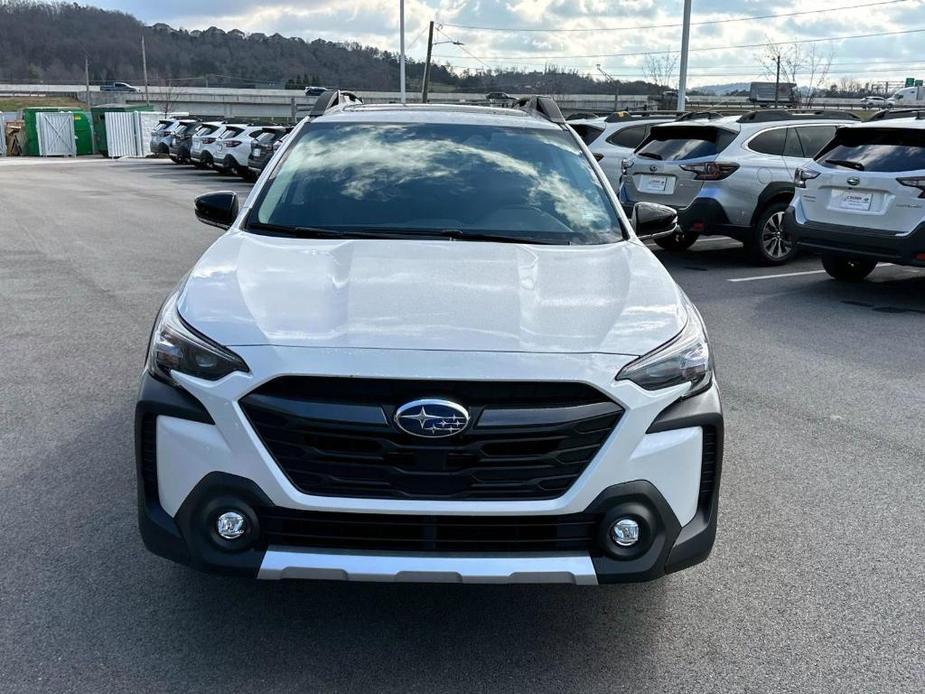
[0,1,661,94]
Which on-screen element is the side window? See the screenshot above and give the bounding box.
[607,124,648,149]
[783,128,803,157]
[795,126,837,158]
[748,128,786,155]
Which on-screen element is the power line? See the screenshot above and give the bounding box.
[440,0,916,33]
[432,26,925,61]
[433,25,491,70]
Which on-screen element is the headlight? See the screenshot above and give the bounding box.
[146,290,249,385]
[617,294,713,396]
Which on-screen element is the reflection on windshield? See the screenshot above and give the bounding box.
[253,122,622,245]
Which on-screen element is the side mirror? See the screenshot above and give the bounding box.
[632,202,679,240]
[195,192,239,230]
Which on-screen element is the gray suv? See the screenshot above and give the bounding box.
[620,111,860,264]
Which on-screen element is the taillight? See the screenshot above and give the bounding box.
[897,176,925,198]
[679,162,739,180]
[202,137,216,144]
[224,140,241,147]
[795,167,821,188]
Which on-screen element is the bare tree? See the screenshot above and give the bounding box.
[642,53,679,89]
[759,40,836,107]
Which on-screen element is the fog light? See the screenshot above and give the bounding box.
[216,511,247,540]
[610,518,640,547]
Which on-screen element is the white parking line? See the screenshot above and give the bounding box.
[728,269,827,283]
[729,263,895,283]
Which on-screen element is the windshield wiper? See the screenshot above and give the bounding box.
[247,222,565,244]
[636,152,663,160]
[825,158,865,171]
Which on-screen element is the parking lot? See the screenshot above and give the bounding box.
[0,157,923,693]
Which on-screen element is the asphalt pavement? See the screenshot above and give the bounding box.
[0,158,922,693]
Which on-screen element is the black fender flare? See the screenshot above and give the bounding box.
[749,181,795,228]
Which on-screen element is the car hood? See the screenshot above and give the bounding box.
[178,231,686,356]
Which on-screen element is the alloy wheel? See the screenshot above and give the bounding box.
[761,211,792,259]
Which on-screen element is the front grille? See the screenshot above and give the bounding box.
[240,377,623,501]
[259,507,603,553]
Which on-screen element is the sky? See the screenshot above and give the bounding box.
[90,0,925,88]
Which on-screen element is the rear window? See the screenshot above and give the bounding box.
[607,124,649,149]
[636,125,735,161]
[222,127,244,138]
[817,128,925,172]
[256,131,278,143]
[570,123,604,146]
[251,122,623,245]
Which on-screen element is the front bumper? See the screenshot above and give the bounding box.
[785,207,925,266]
[136,347,723,584]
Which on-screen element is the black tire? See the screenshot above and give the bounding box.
[200,152,213,168]
[821,255,877,282]
[169,155,180,164]
[654,228,699,252]
[746,202,798,266]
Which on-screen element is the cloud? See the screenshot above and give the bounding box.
[91,0,925,86]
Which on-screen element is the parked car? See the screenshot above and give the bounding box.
[167,119,201,163]
[137,94,722,585]
[246,126,290,179]
[304,86,328,96]
[620,110,860,264]
[570,113,680,189]
[100,81,139,93]
[149,119,180,155]
[861,95,889,110]
[211,125,265,176]
[785,118,925,281]
[197,123,246,170]
[486,91,516,106]
[189,121,225,168]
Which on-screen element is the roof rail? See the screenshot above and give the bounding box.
[309,89,363,118]
[675,111,725,122]
[603,110,684,122]
[868,108,925,121]
[736,109,861,123]
[515,96,566,124]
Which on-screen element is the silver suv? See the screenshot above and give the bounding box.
[620,111,860,264]
[785,117,925,281]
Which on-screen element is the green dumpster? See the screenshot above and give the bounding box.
[22,108,94,156]
[91,103,154,156]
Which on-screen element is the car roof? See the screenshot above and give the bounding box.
[650,114,857,134]
[838,118,925,131]
[312,103,562,131]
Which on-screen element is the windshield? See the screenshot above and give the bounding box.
[249,122,623,245]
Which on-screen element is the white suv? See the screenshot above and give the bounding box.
[786,118,925,281]
[136,94,723,584]
[570,113,678,189]
[620,111,859,264]
[210,125,264,175]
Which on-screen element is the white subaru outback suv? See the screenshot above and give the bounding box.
[137,93,723,584]
[786,117,925,281]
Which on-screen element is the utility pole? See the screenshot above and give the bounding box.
[141,34,150,105]
[399,0,406,104]
[84,54,91,106]
[421,21,435,103]
[677,0,692,111]
[774,53,781,109]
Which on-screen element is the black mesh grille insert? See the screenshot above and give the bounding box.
[259,507,604,553]
[240,377,623,501]
[700,427,718,504]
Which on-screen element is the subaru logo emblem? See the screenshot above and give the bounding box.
[847,176,860,186]
[394,399,470,438]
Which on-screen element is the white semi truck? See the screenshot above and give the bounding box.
[889,86,925,107]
